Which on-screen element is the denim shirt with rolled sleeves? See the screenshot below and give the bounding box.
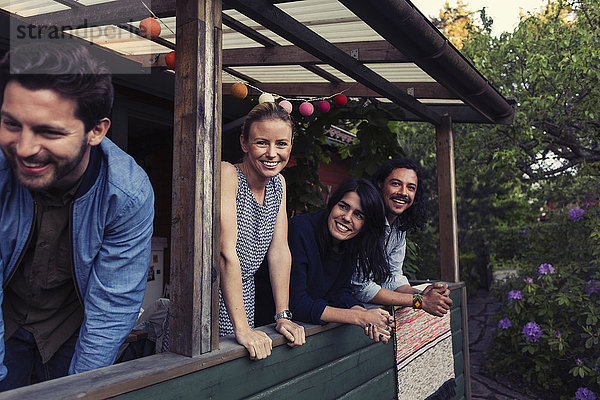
[0,137,154,380]
[351,218,410,303]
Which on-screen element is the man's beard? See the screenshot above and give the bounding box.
[7,138,88,192]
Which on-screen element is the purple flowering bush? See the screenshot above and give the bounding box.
[488,257,600,398]
[570,207,586,222]
[522,321,543,342]
[498,318,512,330]
[576,387,597,400]
[508,290,522,301]
[537,263,556,275]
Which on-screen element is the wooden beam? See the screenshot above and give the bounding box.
[403,103,511,124]
[26,0,177,29]
[221,14,343,83]
[226,0,441,125]
[221,40,410,65]
[53,0,85,8]
[436,115,459,283]
[221,82,454,99]
[126,40,409,66]
[170,0,222,357]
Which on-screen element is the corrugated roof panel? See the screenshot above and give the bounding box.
[223,31,270,49]
[64,25,171,55]
[312,64,354,82]
[76,0,116,5]
[226,65,329,83]
[223,0,383,46]
[307,21,383,43]
[419,99,464,104]
[0,0,67,17]
[366,63,436,82]
[223,9,291,46]
[314,63,435,84]
[276,0,356,21]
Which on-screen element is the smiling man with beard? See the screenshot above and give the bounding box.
[351,158,453,317]
[0,42,154,390]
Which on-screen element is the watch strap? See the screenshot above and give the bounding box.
[274,309,293,321]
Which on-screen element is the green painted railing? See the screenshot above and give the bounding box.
[1,283,467,400]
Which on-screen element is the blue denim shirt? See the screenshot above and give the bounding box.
[0,138,154,380]
[351,218,410,303]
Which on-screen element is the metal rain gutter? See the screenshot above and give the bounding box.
[340,0,516,125]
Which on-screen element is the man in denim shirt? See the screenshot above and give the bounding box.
[0,42,154,390]
[351,158,452,316]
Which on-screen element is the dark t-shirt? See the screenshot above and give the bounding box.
[288,210,362,325]
[3,180,84,363]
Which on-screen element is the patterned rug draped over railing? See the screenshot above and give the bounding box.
[393,285,456,400]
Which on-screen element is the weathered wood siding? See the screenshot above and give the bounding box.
[112,286,466,400]
[114,323,397,400]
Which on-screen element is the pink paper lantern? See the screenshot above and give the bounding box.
[317,100,330,113]
[334,94,347,106]
[299,102,314,116]
[279,100,293,113]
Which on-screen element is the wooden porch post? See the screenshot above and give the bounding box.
[435,114,459,283]
[436,115,472,399]
[169,0,222,356]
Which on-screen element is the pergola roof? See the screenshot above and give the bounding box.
[0,0,516,125]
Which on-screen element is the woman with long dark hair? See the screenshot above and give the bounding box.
[289,178,393,342]
[220,102,305,361]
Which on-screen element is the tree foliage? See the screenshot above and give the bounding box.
[461,0,600,179]
[430,0,475,49]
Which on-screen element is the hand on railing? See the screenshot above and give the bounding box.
[359,308,393,344]
[275,318,306,348]
[421,283,453,317]
[235,327,273,360]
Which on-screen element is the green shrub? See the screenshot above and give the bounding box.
[486,228,600,398]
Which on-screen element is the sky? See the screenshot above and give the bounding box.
[411,0,550,36]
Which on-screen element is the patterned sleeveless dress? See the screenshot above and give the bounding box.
[218,166,283,336]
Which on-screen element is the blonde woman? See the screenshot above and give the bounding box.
[219,102,305,360]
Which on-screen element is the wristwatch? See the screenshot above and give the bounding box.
[274,309,293,321]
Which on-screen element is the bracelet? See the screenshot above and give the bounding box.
[412,293,423,309]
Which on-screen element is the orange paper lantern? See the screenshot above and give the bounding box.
[165,51,175,69]
[140,17,161,39]
[231,82,248,99]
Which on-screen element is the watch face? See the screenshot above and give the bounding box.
[275,310,292,320]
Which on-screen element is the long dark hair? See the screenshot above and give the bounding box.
[316,178,389,283]
[372,158,427,233]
